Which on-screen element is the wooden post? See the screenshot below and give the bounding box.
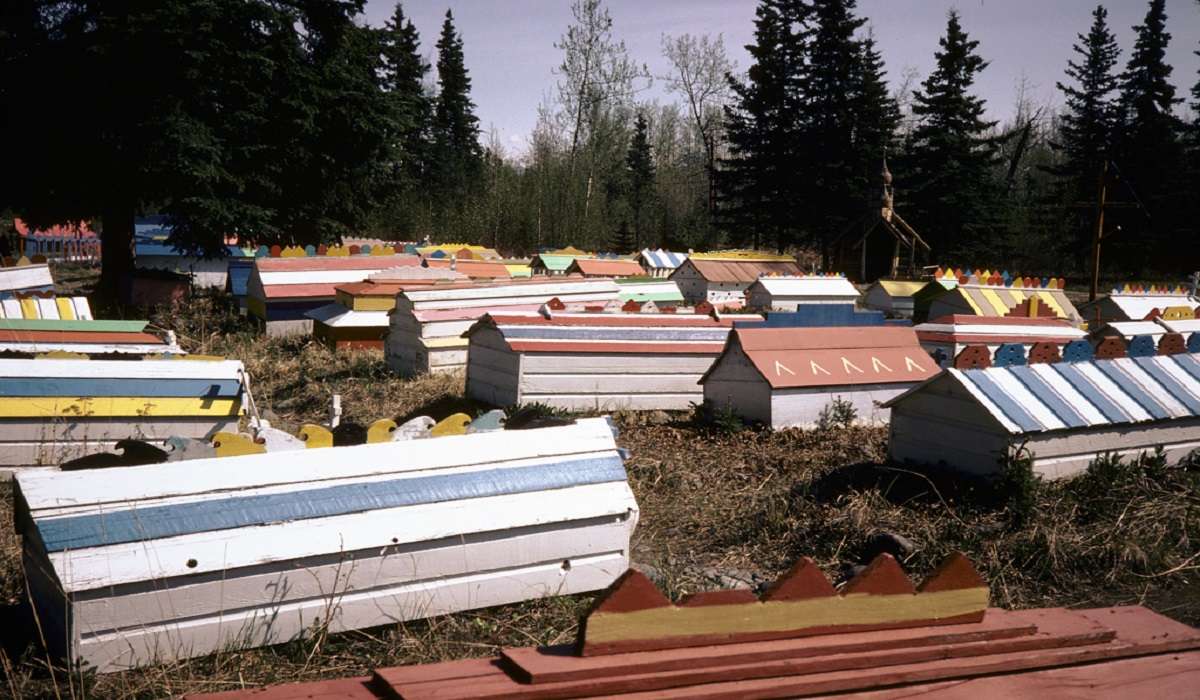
[1089,160,1108,302]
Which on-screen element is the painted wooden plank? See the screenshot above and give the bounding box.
[525,354,716,375]
[0,397,240,418]
[38,455,627,551]
[1094,360,1173,420]
[0,318,148,332]
[17,418,619,514]
[959,371,1043,432]
[1111,357,1190,417]
[984,368,1066,431]
[502,611,1041,686]
[47,481,636,591]
[1025,364,1107,426]
[1171,352,1200,382]
[0,378,241,398]
[0,418,234,442]
[1132,357,1200,414]
[73,516,631,635]
[521,393,703,411]
[1049,363,1130,424]
[79,553,626,674]
[1070,362,1152,422]
[35,450,610,520]
[0,299,22,317]
[520,374,704,395]
[0,358,244,380]
[1012,367,1089,427]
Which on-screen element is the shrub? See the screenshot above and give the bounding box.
[997,444,1041,528]
[816,398,857,431]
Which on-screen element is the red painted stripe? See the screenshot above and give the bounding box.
[506,341,725,354]
[0,330,166,344]
[488,313,741,328]
[262,284,340,299]
[256,256,419,272]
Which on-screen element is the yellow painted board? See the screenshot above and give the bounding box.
[0,397,242,418]
[350,297,396,311]
[19,297,38,318]
[978,288,1012,316]
[957,289,984,315]
[585,587,989,645]
[1038,291,1068,318]
[55,298,76,320]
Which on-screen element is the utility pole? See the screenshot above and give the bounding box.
[1089,160,1108,302]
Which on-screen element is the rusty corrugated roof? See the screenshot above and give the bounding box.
[682,259,803,283]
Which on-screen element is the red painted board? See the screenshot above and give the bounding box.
[371,658,502,689]
[744,346,937,389]
[256,257,419,272]
[594,607,1200,700]
[829,650,1200,698]
[0,330,165,344]
[182,677,378,700]
[384,608,1114,699]
[506,341,726,355]
[503,609,1039,685]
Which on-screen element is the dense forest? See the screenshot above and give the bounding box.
[2,0,1199,291]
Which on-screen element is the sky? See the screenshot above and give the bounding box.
[362,0,1200,156]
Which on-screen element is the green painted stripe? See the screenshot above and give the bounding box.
[0,319,149,332]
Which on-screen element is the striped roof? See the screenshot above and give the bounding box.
[930,284,1082,325]
[713,326,936,389]
[893,354,1200,435]
[0,296,92,321]
[748,276,860,299]
[638,249,688,269]
[473,311,747,354]
[677,259,804,283]
[915,316,1087,345]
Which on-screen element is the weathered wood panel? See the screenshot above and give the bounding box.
[14,418,638,672]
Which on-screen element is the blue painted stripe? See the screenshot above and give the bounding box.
[1008,366,1088,428]
[37,455,627,552]
[1095,361,1170,420]
[1134,357,1200,414]
[500,327,730,342]
[962,370,1043,432]
[0,378,240,398]
[1049,363,1128,424]
[0,286,54,299]
[1172,353,1200,383]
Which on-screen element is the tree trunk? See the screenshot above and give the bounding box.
[97,200,136,304]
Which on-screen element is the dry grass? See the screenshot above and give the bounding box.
[0,274,1197,698]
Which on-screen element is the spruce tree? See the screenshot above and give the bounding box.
[1115,0,1183,268]
[851,33,900,190]
[624,113,656,252]
[721,0,810,250]
[381,2,432,189]
[431,10,482,202]
[801,0,867,264]
[1052,5,1121,266]
[907,10,999,258]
